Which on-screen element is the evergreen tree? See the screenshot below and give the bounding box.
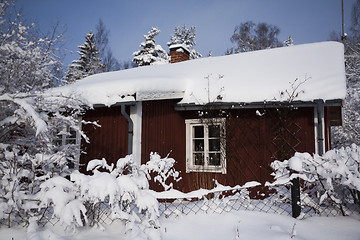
[168,24,202,59]
[66,31,104,82]
[133,27,169,66]
[284,35,294,46]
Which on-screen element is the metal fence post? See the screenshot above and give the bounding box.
[291,173,301,218]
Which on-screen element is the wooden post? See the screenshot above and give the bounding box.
[291,171,301,218]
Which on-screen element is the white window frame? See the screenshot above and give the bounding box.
[57,125,81,146]
[185,118,226,174]
[55,122,82,170]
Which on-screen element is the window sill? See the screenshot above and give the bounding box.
[186,165,227,174]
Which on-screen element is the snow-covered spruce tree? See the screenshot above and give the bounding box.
[284,35,294,46]
[167,24,202,59]
[133,27,169,66]
[0,1,89,227]
[65,30,104,83]
[332,0,360,148]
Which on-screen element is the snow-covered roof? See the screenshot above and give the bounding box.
[169,43,190,53]
[49,41,346,107]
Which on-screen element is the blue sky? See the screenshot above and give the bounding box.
[17,0,355,67]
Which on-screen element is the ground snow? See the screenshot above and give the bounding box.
[1,211,359,240]
[48,41,346,107]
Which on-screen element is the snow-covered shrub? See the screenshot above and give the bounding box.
[267,144,360,215]
[32,153,179,234]
[142,152,180,191]
[0,148,73,226]
[37,176,87,232]
[67,154,179,230]
[0,92,88,228]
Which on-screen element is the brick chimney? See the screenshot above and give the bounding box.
[169,44,190,63]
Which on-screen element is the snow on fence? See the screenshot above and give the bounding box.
[35,182,360,229]
[7,178,360,231]
[156,184,293,218]
[33,181,360,229]
[155,182,359,219]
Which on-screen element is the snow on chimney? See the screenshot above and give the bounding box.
[169,44,190,63]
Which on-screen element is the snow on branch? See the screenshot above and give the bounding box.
[0,93,47,136]
[266,144,360,214]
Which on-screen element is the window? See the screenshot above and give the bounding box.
[55,124,81,169]
[55,126,79,146]
[185,119,226,174]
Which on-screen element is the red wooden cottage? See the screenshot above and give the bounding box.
[51,42,346,192]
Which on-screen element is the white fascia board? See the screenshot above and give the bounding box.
[136,91,184,101]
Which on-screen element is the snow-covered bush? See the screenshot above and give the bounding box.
[0,149,70,226]
[0,93,88,228]
[36,153,179,233]
[267,144,360,215]
[37,176,87,232]
[142,152,180,191]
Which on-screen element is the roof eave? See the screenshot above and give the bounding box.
[174,99,343,111]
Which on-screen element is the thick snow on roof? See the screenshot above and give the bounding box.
[50,41,346,106]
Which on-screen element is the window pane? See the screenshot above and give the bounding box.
[209,139,220,151]
[69,129,76,139]
[66,139,76,145]
[209,153,221,166]
[55,138,62,146]
[208,125,220,138]
[193,125,204,138]
[65,128,77,145]
[194,153,204,165]
[193,139,204,151]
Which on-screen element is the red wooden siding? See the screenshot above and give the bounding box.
[78,101,338,193]
[141,100,316,192]
[140,100,187,191]
[141,100,225,192]
[80,106,129,173]
[226,108,315,186]
[141,100,186,161]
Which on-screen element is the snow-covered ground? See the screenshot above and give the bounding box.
[2,210,359,240]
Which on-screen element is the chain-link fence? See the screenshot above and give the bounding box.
[295,184,360,218]
[15,181,360,229]
[157,186,292,218]
[156,185,360,219]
